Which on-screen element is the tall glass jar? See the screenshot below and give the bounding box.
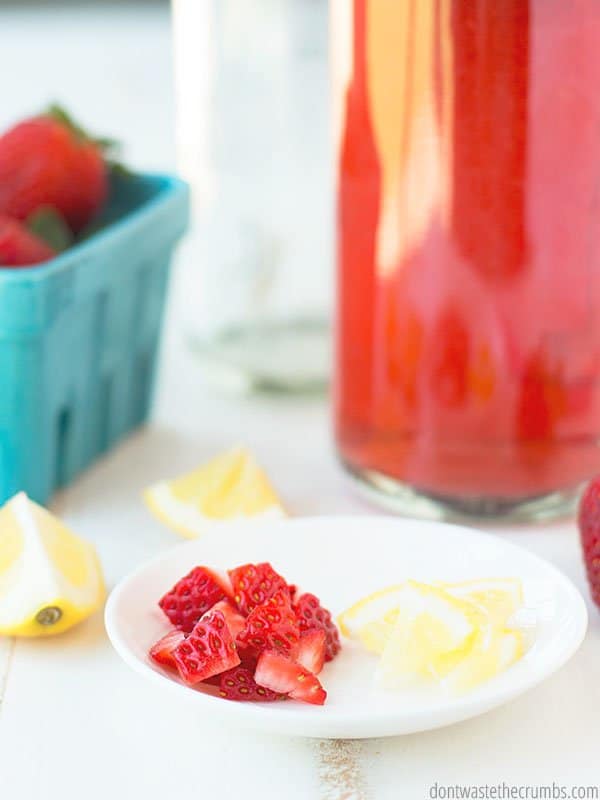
[173,0,331,393]
[333,0,600,520]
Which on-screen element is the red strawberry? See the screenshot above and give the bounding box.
[0,107,108,232]
[159,566,230,633]
[228,562,289,616]
[0,214,56,266]
[294,593,341,662]
[578,477,600,607]
[218,666,283,703]
[254,651,326,706]
[149,629,186,669]
[211,599,246,639]
[296,629,326,675]
[173,609,240,685]
[237,589,300,658]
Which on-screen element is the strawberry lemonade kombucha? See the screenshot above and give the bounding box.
[334,0,600,518]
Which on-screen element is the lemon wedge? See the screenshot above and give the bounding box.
[0,492,105,637]
[374,582,483,688]
[143,447,285,538]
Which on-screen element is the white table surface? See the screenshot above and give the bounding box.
[1,3,599,799]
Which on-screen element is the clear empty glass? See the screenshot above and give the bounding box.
[173,0,331,392]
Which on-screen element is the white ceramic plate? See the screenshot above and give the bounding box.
[105,516,587,739]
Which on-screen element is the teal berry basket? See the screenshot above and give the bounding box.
[0,171,189,505]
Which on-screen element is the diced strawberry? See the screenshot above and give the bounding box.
[173,609,240,685]
[296,629,326,675]
[149,629,186,669]
[289,681,326,706]
[254,651,326,706]
[228,562,289,616]
[159,566,230,633]
[294,593,341,662]
[211,599,246,639]
[218,666,283,703]
[237,589,300,658]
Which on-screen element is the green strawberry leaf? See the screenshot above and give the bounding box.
[75,219,105,243]
[107,159,133,178]
[26,207,73,252]
[44,103,120,158]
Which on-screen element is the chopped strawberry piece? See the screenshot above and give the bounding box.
[296,629,326,675]
[218,666,283,703]
[173,609,240,685]
[237,589,300,658]
[228,562,289,616]
[159,566,230,633]
[294,592,341,662]
[254,651,326,706]
[149,629,186,669]
[211,599,246,639]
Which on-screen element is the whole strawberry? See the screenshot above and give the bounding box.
[578,477,600,607]
[0,214,56,266]
[0,106,108,232]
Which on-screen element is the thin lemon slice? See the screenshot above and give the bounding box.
[144,447,285,538]
[442,627,524,693]
[337,584,405,650]
[375,582,483,689]
[339,577,524,656]
[0,492,105,637]
[439,578,523,627]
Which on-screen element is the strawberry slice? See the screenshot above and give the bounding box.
[254,651,326,705]
[149,629,186,669]
[294,592,341,662]
[237,589,300,658]
[159,566,231,633]
[218,666,283,703]
[173,609,240,685]
[296,629,326,675]
[211,599,246,639]
[228,562,289,616]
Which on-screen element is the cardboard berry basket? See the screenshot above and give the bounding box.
[0,172,189,505]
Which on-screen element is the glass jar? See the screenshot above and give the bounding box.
[173,0,331,393]
[333,0,600,520]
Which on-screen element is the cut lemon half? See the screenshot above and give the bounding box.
[144,447,285,538]
[0,492,105,637]
[374,582,483,688]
